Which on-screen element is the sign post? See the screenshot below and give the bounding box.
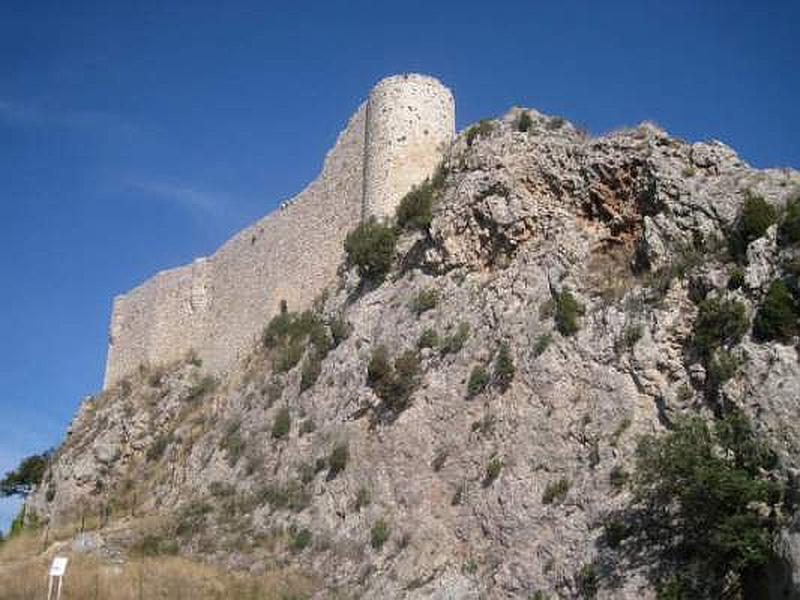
[47,556,68,600]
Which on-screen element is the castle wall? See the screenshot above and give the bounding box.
[200,101,366,375]
[104,104,366,388]
[104,74,454,389]
[362,74,455,221]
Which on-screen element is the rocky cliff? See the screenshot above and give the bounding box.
[25,108,800,599]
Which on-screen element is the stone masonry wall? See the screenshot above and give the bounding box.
[104,104,366,387]
[104,74,454,388]
[362,74,455,221]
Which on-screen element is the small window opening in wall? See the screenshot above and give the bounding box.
[424,129,429,135]
[397,136,407,142]
[251,235,257,245]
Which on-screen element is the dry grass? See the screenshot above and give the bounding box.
[0,531,314,600]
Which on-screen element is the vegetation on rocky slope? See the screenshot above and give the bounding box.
[608,411,788,598]
[9,109,800,599]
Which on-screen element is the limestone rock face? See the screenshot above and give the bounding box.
[28,108,800,599]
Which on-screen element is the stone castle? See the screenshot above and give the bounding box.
[103,74,455,388]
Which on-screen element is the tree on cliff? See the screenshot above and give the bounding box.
[609,412,789,598]
[0,451,51,497]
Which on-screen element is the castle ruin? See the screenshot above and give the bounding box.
[103,74,455,388]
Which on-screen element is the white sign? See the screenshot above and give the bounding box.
[49,556,68,577]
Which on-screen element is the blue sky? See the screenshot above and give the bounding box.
[1,0,798,532]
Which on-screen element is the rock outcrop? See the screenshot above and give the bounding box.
[27,107,800,599]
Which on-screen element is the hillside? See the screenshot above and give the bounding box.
[9,108,800,599]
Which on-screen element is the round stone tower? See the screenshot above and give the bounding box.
[362,74,455,221]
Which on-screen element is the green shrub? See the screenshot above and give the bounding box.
[410,288,439,315]
[417,328,439,349]
[706,350,742,389]
[0,453,49,497]
[367,346,421,413]
[619,323,643,350]
[328,442,349,477]
[262,311,294,348]
[344,219,397,282]
[147,434,171,462]
[692,297,749,354]
[533,333,553,357]
[676,383,693,402]
[264,309,331,373]
[740,192,778,240]
[462,557,478,574]
[367,344,393,399]
[753,279,799,343]
[483,456,503,487]
[609,465,629,489]
[271,407,291,439]
[466,365,489,398]
[391,350,421,410]
[517,111,533,132]
[542,478,571,505]
[628,412,784,597]
[175,500,212,537]
[655,577,692,600]
[431,448,448,472]
[440,322,470,355]
[396,179,437,230]
[290,528,312,553]
[370,518,390,550]
[329,314,352,347]
[604,517,629,549]
[785,256,800,277]
[262,379,283,406]
[779,194,800,245]
[220,419,245,466]
[465,119,493,146]
[354,486,371,511]
[644,242,715,304]
[299,418,316,435]
[258,481,311,512]
[300,355,321,392]
[555,290,583,337]
[298,462,315,484]
[273,341,304,373]
[132,533,179,557]
[727,267,745,290]
[576,563,599,599]
[209,481,235,498]
[730,192,778,260]
[493,343,515,392]
[184,375,218,403]
[308,321,332,358]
